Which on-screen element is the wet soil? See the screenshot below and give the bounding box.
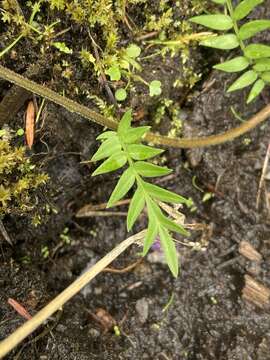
[1,1,270,359]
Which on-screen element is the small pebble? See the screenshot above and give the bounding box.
[88,328,100,338]
[135,298,149,324]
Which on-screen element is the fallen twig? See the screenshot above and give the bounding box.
[0,230,145,358]
[103,258,143,274]
[1,65,270,149]
[242,275,270,308]
[76,199,131,217]
[0,219,12,245]
[256,143,270,209]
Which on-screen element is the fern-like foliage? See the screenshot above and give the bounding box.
[190,0,270,103]
[91,110,192,277]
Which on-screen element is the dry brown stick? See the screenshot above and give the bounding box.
[103,258,143,273]
[1,65,270,148]
[0,230,146,358]
[256,143,270,209]
[0,219,12,245]
[76,210,127,218]
[242,275,270,308]
[88,31,117,107]
[76,199,131,217]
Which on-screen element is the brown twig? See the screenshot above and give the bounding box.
[76,210,127,218]
[76,199,131,217]
[1,65,270,149]
[242,275,270,308]
[88,31,117,107]
[0,230,146,358]
[103,258,143,274]
[0,219,12,245]
[256,143,270,209]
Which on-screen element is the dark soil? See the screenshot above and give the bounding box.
[1,1,270,359]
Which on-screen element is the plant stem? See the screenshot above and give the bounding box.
[0,64,270,149]
[226,0,245,52]
[0,34,24,59]
[0,64,118,130]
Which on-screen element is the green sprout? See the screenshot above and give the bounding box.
[190,0,270,103]
[91,110,192,277]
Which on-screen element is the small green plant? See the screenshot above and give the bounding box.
[0,1,59,58]
[0,131,49,217]
[190,0,270,103]
[91,110,192,277]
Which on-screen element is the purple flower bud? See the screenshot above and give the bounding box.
[151,236,161,252]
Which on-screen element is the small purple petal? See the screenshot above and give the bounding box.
[151,237,162,252]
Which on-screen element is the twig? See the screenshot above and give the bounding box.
[0,230,146,358]
[76,199,131,217]
[256,143,270,209]
[242,275,270,308]
[239,241,262,262]
[136,31,159,41]
[88,31,117,107]
[0,219,12,245]
[76,210,127,218]
[103,258,143,273]
[1,65,270,149]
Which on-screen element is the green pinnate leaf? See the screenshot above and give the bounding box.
[142,219,158,256]
[214,56,249,73]
[190,14,233,30]
[96,131,117,140]
[159,227,179,277]
[134,162,172,177]
[234,0,264,21]
[253,59,270,72]
[127,187,145,231]
[261,72,270,83]
[158,213,189,236]
[91,136,121,162]
[143,182,190,204]
[122,126,151,143]
[227,70,257,92]
[118,109,132,135]
[239,20,270,40]
[92,152,127,176]
[107,168,135,207]
[200,34,239,50]
[247,79,265,104]
[211,0,225,3]
[245,44,270,59]
[127,144,164,160]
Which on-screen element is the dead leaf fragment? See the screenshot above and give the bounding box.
[8,298,32,320]
[25,100,35,149]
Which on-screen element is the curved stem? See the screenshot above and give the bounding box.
[0,64,269,149]
[0,230,146,358]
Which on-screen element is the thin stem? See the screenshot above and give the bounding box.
[0,34,24,59]
[226,0,245,52]
[1,64,270,149]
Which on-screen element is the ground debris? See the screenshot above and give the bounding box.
[135,298,149,324]
[239,241,262,262]
[242,275,270,308]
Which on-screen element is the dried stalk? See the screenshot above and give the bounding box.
[0,230,145,358]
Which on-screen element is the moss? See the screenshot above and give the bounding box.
[0,136,49,217]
